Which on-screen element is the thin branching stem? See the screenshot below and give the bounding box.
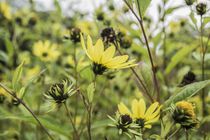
[113,41,154,103]
[123,0,160,102]
[0,83,54,140]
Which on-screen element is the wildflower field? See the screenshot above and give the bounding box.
[1,0,210,139]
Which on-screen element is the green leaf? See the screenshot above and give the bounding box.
[17,87,26,98]
[4,38,14,58]
[135,0,152,17]
[0,107,71,137]
[165,43,198,75]
[12,62,24,91]
[138,62,154,95]
[164,80,210,107]
[53,0,61,16]
[87,83,95,103]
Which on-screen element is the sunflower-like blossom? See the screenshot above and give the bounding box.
[118,99,161,129]
[80,34,137,75]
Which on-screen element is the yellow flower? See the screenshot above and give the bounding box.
[117,99,161,129]
[81,35,137,75]
[0,2,11,20]
[33,40,60,62]
[131,99,161,129]
[176,101,195,118]
[173,101,198,129]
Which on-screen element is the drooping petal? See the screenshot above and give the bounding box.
[144,102,159,118]
[87,35,95,60]
[81,34,92,60]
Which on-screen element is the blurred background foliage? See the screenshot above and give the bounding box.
[0,0,210,140]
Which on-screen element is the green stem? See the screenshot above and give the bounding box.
[200,15,206,116]
[123,0,160,102]
[0,83,54,140]
[185,129,189,140]
[63,102,80,140]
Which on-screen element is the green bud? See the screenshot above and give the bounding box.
[196,3,207,16]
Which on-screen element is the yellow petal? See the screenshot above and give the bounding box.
[87,35,95,60]
[144,102,159,118]
[131,99,139,118]
[145,115,160,124]
[118,102,131,115]
[80,34,92,60]
[105,55,128,68]
[144,124,152,129]
[146,106,161,120]
[93,39,104,63]
[138,99,146,117]
[101,45,116,64]
[113,59,137,69]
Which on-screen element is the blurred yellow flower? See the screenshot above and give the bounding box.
[0,2,11,20]
[33,40,60,62]
[81,35,137,75]
[169,21,180,33]
[76,21,97,36]
[23,66,41,84]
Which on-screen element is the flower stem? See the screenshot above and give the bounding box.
[0,83,54,140]
[63,102,80,140]
[123,0,160,102]
[185,129,189,140]
[200,15,206,116]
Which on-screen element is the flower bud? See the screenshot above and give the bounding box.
[70,27,81,43]
[185,0,195,6]
[196,2,207,15]
[100,27,116,44]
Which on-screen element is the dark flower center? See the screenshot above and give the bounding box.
[120,114,132,125]
[135,118,145,128]
[42,52,48,57]
[92,63,107,75]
